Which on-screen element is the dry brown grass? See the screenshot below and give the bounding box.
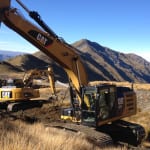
[0,120,126,150]
[124,111,150,148]
[124,111,150,137]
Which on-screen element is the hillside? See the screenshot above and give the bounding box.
[6,54,48,70]
[72,39,150,82]
[1,54,68,81]
[33,39,150,83]
[0,39,150,83]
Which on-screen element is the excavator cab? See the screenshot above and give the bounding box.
[81,85,117,126]
[61,84,136,127]
[81,84,137,127]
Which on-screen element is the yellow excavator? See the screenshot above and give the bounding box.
[0,78,40,101]
[0,66,56,111]
[0,0,146,146]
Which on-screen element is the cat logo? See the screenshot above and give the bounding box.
[1,91,12,98]
[28,30,53,46]
[36,33,48,45]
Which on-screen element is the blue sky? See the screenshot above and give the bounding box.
[0,0,150,61]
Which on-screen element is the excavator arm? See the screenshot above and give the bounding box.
[23,67,56,96]
[0,0,88,104]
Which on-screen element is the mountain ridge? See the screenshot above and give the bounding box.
[0,39,150,83]
[0,50,25,61]
[72,39,150,82]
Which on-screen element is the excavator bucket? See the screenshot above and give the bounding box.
[0,0,10,9]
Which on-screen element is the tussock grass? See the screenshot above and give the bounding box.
[0,120,126,150]
[124,111,150,137]
[124,111,150,148]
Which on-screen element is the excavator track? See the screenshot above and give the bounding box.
[97,120,146,147]
[7,100,43,112]
[47,122,113,147]
[0,100,43,112]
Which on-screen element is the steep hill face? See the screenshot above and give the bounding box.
[5,54,68,82]
[6,54,48,70]
[33,39,150,83]
[1,39,150,83]
[72,39,150,83]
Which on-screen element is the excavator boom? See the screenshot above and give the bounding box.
[0,0,88,103]
[0,0,10,9]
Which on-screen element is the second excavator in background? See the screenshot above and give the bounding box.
[0,0,146,146]
[0,66,56,111]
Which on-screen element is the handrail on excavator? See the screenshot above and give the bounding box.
[16,0,58,38]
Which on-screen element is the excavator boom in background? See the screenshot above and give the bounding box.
[23,66,56,96]
[0,0,146,146]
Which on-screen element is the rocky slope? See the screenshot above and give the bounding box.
[0,39,150,83]
[34,39,150,83]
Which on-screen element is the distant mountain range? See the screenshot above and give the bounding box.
[0,39,150,83]
[0,50,25,61]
